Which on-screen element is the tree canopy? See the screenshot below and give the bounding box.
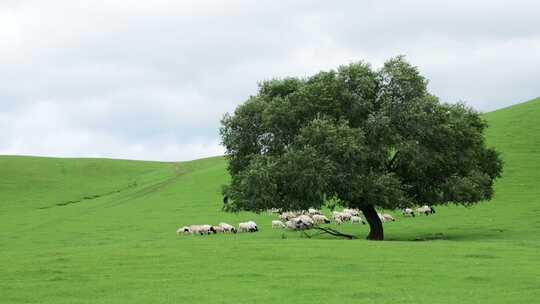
[220,56,503,240]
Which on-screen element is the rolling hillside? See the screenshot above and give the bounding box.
[1,97,539,304]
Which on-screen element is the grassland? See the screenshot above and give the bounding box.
[1,97,540,303]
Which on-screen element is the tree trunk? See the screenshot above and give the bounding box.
[360,204,384,240]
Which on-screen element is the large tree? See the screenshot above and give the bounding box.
[220,56,502,240]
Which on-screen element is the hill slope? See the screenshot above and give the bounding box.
[1,97,539,304]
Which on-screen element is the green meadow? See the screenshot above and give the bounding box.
[1,97,539,303]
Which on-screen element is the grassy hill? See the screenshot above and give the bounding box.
[1,97,540,304]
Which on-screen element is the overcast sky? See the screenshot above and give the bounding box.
[1,0,539,161]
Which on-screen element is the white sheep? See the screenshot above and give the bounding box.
[312,214,331,224]
[218,222,237,233]
[247,221,258,231]
[285,220,297,230]
[351,216,365,224]
[176,226,192,235]
[416,205,436,215]
[296,215,314,228]
[286,215,315,230]
[379,214,395,222]
[239,221,258,232]
[279,212,298,221]
[332,211,351,222]
[402,208,415,217]
[212,225,225,233]
[343,208,361,216]
[308,208,322,215]
[189,224,215,235]
[272,220,286,229]
[238,222,251,232]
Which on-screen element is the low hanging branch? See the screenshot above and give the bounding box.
[314,227,357,239]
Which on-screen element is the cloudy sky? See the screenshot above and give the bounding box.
[1,0,539,161]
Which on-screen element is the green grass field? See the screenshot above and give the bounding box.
[1,97,540,303]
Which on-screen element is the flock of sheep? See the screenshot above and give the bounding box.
[176,221,258,236]
[176,205,436,236]
[271,208,383,231]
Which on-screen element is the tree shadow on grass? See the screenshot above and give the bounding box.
[385,228,508,242]
[286,226,510,242]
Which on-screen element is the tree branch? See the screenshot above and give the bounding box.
[313,227,357,239]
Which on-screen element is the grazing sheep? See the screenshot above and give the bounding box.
[340,212,352,221]
[416,205,435,215]
[378,214,395,222]
[279,212,298,221]
[296,215,314,228]
[343,208,361,216]
[351,216,366,224]
[203,224,217,234]
[176,226,192,236]
[212,225,225,233]
[308,208,322,215]
[286,215,315,230]
[189,224,215,235]
[272,220,286,229]
[312,214,331,224]
[218,222,237,233]
[238,222,250,232]
[334,217,343,225]
[285,220,297,230]
[402,208,415,217]
[189,225,203,234]
[239,221,258,232]
[332,211,351,222]
[247,221,258,231]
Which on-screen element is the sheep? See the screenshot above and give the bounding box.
[188,225,203,234]
[285,220,297,230]
[218,222,237,233]
[238,222,251,232]
[340,212,352,221]
[416,205,435,215]
[312,214,331,224]
[212,225,225,233]
[203,224,217,234]
[343,208,361,216]
[247,221,258,231]
[332,211,351,222]
[378,214,395,222]
[239,221,258,232]
[402,208,415,217]
[189,224,216,235]
[332,211,342,222]
[308,208,322,215]
[272,220,286,229]
[286,215,314,230]
[176,226,192,235]
[296,215,314,229]
[351,216,366,224]
[279,212,298,221]
[334,217,343,225]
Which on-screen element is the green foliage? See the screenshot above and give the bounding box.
[221,57,503,212]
